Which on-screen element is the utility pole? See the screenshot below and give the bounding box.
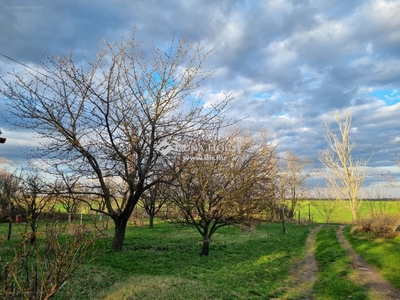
[281,204,286,234]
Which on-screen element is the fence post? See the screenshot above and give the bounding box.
[281,204,286,234]
[298,209,301,226]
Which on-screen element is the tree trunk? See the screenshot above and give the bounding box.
[30,221,37,245]
[351,209,358,224]
[201,235,211,256]
[30,232,36,245]
[112,216,129,251]
[281,205,286,234]
[149,214,154,229]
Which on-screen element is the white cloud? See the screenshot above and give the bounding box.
[1,0,400,195]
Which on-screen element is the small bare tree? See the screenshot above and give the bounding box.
[53,173,82,223]
[169,129,278,256]
[12,168,55,245]
[57,194,79,223]
[310,185,337,223]
[382,154,400,193]
[319,110,368,223]
[0,159,21,240]
[277,151,311,219]
[139,182,169,228]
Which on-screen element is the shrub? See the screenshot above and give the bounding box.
[353,214,400,238]
[1,223,97,299]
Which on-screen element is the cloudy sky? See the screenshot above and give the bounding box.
[1,0,400,195]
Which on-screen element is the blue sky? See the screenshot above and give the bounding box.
[370,89,400,105]
[1,0,400,196]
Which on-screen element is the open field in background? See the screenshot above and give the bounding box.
[297,200,400,224]
[49,199,400,227]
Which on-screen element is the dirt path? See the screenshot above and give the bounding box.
[285,225,400,299]
[287,225,322,299]
[337,225,400,300]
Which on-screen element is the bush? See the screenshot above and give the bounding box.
[352,214,400,238]
[1,223,97,299]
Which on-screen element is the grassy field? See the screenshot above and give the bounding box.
[297,200,400,224]
[312,226,368,300]
[0,221,312,300]
[344,227,400,290]
[1,214,399,299]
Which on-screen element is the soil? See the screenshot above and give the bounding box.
[288,225,322,299]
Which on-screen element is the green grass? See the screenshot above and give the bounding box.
[344,227,400,290]
[2,220,398,299]
[312,226,369,300]
[297,200,400,224]
[0,222,312,300]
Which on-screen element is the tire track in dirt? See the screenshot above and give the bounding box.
[287,225,322,299]
[337,225,400,300]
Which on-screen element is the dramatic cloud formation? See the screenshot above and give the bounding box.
[1,0,400,194]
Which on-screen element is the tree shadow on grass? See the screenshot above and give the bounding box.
[60,223,311,300]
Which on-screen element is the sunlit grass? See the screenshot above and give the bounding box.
[312,226,369,300]
[37,222,311,299]
[345,226,400,290]
[3,217,397,299]
[297,200,400,224]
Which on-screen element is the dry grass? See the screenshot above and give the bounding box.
[352,214,400,238]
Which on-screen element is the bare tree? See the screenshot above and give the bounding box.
[139,182,169,228]
[56,194,80,223]
[169,129,278,256]
[382,154,400,192]
[52,173,83,223]
[319,110,368,223]
[1,31,232,250]
[0,158,20,240]
[309,185,338,223]
[12,168,55,245]
[277,151,312,219]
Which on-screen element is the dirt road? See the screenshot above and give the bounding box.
[337,225,400,300]
[288,225,400,299]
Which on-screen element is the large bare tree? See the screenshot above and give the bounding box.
[0,31,232,250]
[319,110,368,223]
